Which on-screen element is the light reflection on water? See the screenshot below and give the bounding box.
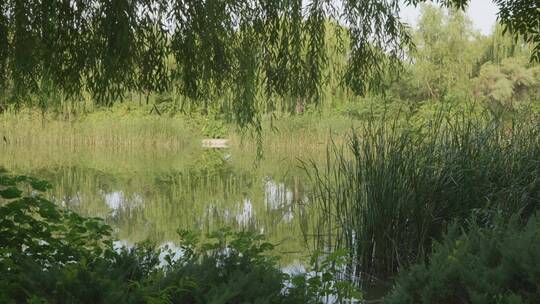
[1,144,390,299]
[3,148,313,264]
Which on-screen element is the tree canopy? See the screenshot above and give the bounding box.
[0,0,538,126]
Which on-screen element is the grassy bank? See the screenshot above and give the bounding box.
[0,101,365,185]
[0,97,501,165]
[0,106,197,152]
[0,102,355,161]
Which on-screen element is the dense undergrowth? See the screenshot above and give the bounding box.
[386,214,540,304]
[307,111,540,281]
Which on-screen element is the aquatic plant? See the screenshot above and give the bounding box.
[307,111,540,279]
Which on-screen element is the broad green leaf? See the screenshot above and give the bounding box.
[0,187,22,199]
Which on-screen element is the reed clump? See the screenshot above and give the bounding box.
[307,112,540,280]
[0,107,197,153]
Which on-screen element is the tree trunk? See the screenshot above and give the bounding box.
[295,97,304,114]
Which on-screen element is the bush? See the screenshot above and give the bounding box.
[385,214,540,304]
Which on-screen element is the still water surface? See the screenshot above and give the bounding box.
[1,143,316,264]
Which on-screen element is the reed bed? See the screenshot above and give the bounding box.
[306,112,540,280]
[0,110,197,152]
[1,108,355,165]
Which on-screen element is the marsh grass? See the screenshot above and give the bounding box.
[0,105,356,164]
[306,111,540,281]
[0,107,197,153]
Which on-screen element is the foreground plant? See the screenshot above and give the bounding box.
[0,168,361,303]
[385,214,540,304]
[307,111,540,279]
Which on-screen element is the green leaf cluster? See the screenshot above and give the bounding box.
[287,249,362,303]
[386,215,540,304]
[0,0,413,129]
[474,57,540,115]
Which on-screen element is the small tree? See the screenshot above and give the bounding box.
[474,58,540,115]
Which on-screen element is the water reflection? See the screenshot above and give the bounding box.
[2,147,313,263]
[104,191,144,217]
[265,178,296,223]
[236,198,254,226]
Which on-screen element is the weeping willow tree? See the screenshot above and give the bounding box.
[0,0,538,128]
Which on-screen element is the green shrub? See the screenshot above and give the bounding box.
[286,249,363,303]
[385,214,540,304]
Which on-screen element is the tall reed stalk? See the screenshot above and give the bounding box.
[306,112,540,281]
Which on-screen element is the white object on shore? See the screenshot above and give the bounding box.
[202,139,229,148]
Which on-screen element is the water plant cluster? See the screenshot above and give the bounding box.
[306,111,540,301]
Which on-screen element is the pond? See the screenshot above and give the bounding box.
[0,141,318,265]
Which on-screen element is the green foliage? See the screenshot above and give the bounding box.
[0,0,538,129]
[193,110,228,138]
[0,1,537,126]
[160,228,288,304]
[385,214,540,304]
[405,1,540,63]
[494,0,540,62]
[475,24,532,68]
[287,249,362,303]
[0,170,116,303]
[307,111,540,279]
[0,0,415,130]
[0,168,361,304]
[474,57,540,115]
[389,3,539,115]
[391,4,482,101]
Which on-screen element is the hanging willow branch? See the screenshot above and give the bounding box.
[0,0,538,126]
[493,0,540,63]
